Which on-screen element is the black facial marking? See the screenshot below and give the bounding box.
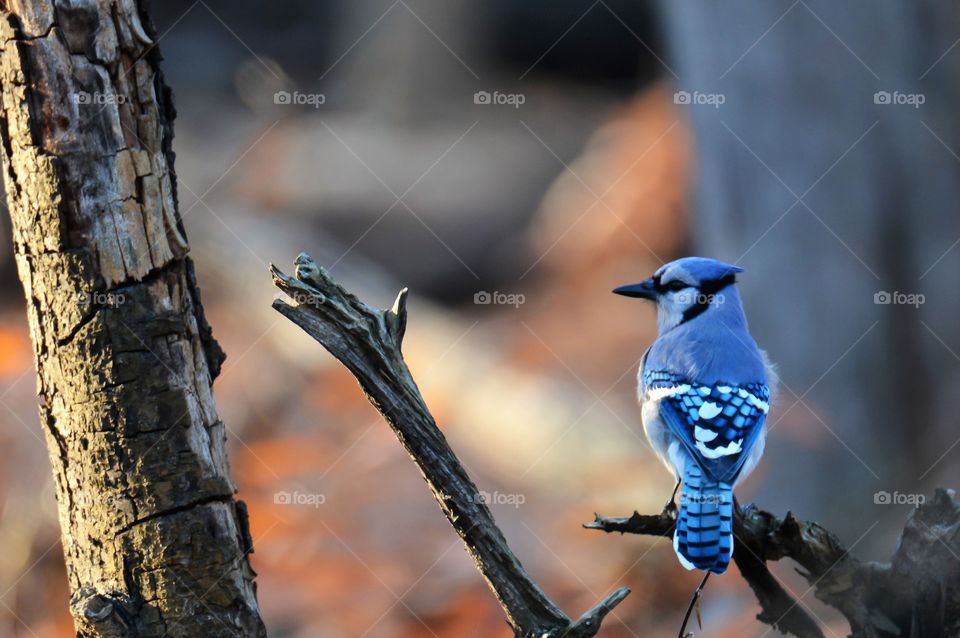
[652,272,689,293]
[679,274,737,324]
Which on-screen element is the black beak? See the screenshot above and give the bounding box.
[612,278,658,300]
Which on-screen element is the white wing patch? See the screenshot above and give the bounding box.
[641,371,771,469]
[647,384,691,401]
[697,438,743,459]
[694,425,718,442]
[698,401,722,420]
[738,388,769,413]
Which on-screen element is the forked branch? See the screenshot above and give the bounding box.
[271,253,629,638]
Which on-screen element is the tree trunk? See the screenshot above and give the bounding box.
[0,1,266,636]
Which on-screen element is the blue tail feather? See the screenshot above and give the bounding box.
[674,463,734,574]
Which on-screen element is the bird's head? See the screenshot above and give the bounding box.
[613,257,743,332]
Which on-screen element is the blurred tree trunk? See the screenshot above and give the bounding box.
[0,1,266,636]
[658,0,960,540]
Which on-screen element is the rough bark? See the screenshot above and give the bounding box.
[587,489,960,638]
[271,253,629,638]
[0,1,265,636]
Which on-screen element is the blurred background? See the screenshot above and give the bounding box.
[1,1,959,636]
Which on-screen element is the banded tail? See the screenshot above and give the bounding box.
[673,462,734,574]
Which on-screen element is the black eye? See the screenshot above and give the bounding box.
[665,280,689,292]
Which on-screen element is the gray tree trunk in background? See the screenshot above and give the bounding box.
[658,1,960,541]
[0,1,265,635]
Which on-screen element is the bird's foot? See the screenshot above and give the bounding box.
[663,479,681,518]
[662,499,679,518]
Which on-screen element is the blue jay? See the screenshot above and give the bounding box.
[614,257,772,575]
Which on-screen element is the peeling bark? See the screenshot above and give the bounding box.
[0,1,265,636]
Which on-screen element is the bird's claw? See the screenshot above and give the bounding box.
[662,500,678,518]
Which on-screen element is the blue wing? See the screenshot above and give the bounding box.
[644,370,769,483]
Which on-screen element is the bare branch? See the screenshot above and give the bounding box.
[587,491,960,638]
[582,509,821,636]
[271,253,629,638]
[583,511,674,537]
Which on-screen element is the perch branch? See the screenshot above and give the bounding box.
[271,253,629,638]
[587,490,960,638]
[581,508,821,636]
